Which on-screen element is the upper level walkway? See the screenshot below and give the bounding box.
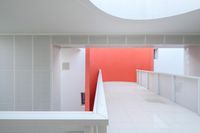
[1,70,200,133]
[104,82,200,133]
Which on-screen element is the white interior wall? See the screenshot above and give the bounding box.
[154,48,184,75]
[51,46,61,111]
[60,48,85,111]
[0,35,86,111]
[184,46,200,77]
[0,36,51,111]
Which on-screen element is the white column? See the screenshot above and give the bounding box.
[140,71,142,85]
[197,79,200,114]
[146,72,149,89]
[156,73,160,95]
[136,70,139,84]
[171,75,176,102]
[138,71,142,86]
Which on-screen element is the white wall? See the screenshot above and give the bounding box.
[185,46,200,77]
[60,48,85,111]
[0,35,51,111]
[154,48,184,75]
[51,46,61,111]
[0,35,86,111]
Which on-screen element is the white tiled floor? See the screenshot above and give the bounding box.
[104,82,200,133]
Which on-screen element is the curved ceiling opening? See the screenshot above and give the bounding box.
[89,0,200,20]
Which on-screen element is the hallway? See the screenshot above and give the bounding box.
[104,82,200,133]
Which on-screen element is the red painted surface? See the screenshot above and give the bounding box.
[85,48,154,111]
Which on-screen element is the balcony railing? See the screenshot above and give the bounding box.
[137,69,200,114]
[93,70,108,118]
[0,69,108,133]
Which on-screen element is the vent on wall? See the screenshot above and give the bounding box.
[52,34,200,47]
[154,49,158,59]
[62,62,70,70]
[81,92,85,105]
[1,34,200,48]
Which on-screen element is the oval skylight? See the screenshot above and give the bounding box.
[89,0,200,20]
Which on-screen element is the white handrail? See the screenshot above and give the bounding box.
[137,69,200,115]
[138,69,200,79]
[93,69,108,118]
[0,69,108,133]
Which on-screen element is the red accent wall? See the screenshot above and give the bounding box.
[85,48,154,111]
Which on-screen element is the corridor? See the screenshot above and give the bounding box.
[104,82,200,133]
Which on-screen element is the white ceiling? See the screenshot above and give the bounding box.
[0,0,200,34]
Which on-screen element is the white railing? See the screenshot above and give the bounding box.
[137,69,200,114]
[0,70,108,133]
[93,70,108,118]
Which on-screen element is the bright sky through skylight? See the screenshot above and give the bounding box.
[89,0,200,20]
